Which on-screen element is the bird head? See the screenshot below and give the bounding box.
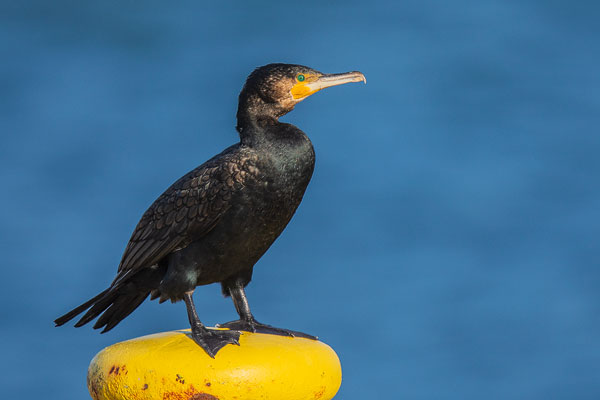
[237,63,366,123]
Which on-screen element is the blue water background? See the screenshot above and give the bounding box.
[1,1,599,398]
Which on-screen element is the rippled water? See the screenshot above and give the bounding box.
[1,1,599,399]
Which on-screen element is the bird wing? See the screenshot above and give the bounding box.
[111,145,257,287]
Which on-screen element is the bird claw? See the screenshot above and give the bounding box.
[189,327,240,358]
[217,319,317,340]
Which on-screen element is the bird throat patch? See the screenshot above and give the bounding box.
[291,83,314,99]
[290,75,320,100]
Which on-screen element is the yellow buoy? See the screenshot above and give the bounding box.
[87,328,341,400]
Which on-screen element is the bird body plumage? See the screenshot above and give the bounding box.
[64,123,314,332]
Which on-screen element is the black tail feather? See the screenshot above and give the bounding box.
[74,290,119,327]
[54,288,111,327]
[94,290,149,333]
[54,264,167,333]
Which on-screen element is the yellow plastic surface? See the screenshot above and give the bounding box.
[87,328,342,400]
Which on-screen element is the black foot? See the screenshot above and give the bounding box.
[188,326,241,358]
[217,319,317,340]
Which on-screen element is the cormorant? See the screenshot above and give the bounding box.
[55,63,366,357]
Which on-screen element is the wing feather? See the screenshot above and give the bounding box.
[111,146,258,287]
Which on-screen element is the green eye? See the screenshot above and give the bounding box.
[297,74,305,82]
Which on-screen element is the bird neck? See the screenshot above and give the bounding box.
[236,93,293,146]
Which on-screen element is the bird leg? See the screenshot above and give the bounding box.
[183,291,240,358]
[217,284,317,340]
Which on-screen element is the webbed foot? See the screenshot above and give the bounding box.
[189,326,240,358]
[217,319,317,340]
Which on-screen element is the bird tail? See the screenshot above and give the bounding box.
[54,266,166,333]
[54,288,111,327]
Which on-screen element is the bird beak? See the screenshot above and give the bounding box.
[291,71,366,100]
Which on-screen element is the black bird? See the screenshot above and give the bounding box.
[55,63,366,357]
